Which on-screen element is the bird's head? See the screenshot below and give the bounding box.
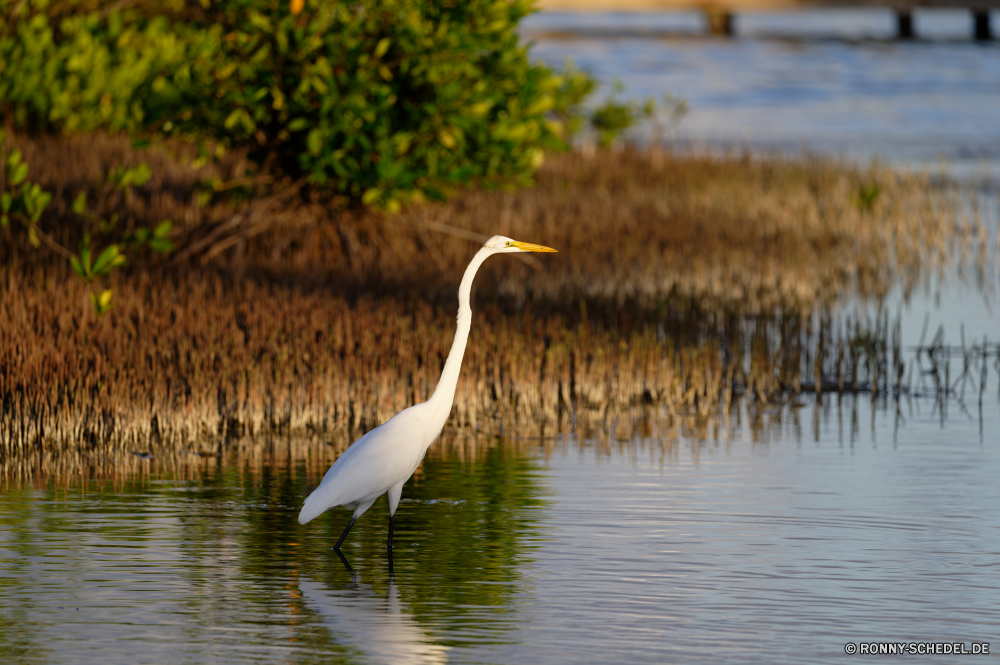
[484,235,558,254]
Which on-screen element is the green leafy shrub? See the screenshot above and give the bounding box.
[0,0,192,132]
[1,0,606,209]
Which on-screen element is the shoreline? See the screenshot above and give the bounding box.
[1,138,992,462]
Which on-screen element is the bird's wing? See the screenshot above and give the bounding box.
[298,405,432,524]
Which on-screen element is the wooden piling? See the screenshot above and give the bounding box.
[706,8,734,36]
[973,10,992,40]
[897,10,915,39]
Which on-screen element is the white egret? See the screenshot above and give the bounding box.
[298,235,557,550]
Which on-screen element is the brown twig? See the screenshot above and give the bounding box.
[175,177,307,264]
[31,225,75,261]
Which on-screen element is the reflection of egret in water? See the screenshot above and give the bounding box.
[299,575,449,665]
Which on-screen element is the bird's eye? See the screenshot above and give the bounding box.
[505,241,512,246]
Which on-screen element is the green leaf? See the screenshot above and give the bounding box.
[306,129,324,156]
[153,220,172,239]
[468,100,494,117]
[99,213,119,234]
[11,163,28,186]
[524,94,554,117]
[70,255,85,277]
[224,109,243,130]
[148,238,174,254]
[131,163,152,187]
[31,192,52,221]
[91,245,121,275]
[7,150,21,168]
[88,290,114,316]
[374,38,391,59]
[72,191,88,215]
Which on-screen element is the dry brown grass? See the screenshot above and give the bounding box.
[11,132,981,306]
[0,260,735,455]
[0,133,989,467]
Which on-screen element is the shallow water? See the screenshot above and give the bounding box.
[524,10,1000,176]
[2,395,997,664]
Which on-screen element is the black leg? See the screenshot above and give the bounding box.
[334,547,354,572]
[387,513,396,550]
[334,515,357,551]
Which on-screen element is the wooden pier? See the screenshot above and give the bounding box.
[537,0,997,39]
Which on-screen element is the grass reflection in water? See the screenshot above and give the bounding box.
[0,438,548,664]
[2,390,997,664]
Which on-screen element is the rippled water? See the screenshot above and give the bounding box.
[2,395,997,663]
[524,10,1000,175]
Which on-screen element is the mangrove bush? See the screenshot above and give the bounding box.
[0,0,610,209]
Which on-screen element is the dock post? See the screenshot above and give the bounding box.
[705,9,734,36]
[973,11,991,40]
[896,10,914,39]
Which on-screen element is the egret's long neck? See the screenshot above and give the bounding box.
[427,247,493,417]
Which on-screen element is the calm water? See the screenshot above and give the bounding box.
[524,10,1000,176]
[2,395,998,663]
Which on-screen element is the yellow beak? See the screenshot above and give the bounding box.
[510,241,557,253]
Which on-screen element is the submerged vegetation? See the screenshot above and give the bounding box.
[2,134,997,476]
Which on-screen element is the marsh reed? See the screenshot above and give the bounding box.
[2,133,996,474]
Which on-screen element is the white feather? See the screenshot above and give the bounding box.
[296,235,556,544]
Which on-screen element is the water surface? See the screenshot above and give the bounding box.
[524,10,1000,176]
[2,395,997,663]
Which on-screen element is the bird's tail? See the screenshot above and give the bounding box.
[298,495,326,525]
